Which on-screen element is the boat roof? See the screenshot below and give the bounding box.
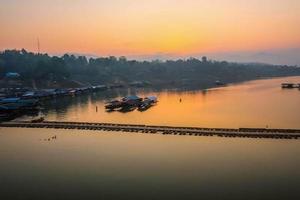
[22,92,35,96]
[0,105,9,110]
[0,97,20,102]
[123,95,141,100]
[146,96,157,101]
[106,100,120,104]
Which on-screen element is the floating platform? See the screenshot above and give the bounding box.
[281,83,300,89]
[1,121,300,140]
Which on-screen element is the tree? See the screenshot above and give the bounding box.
[0,49,299,88]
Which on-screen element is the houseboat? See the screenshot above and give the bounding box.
[122,95,143,106]
[105,100,124,110]
[105,95,143,110]
[138,96,158,111]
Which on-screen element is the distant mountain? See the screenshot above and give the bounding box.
[206,48,300,67]
[125,48,300,67]
[50,48,300,67]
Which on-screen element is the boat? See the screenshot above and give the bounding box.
[0,103,40,111]
[105,95,143,110]
[105,95,157,112]
[0,98,41,112]
[22,91,36,99]
[215,80,225,86]
[0,97,21,104]
[138,96,158,111]
[68,89,78,96]
[122,95,143,106]
[281,83,295,89]
[0,98,40,106]
[105,100,124,110]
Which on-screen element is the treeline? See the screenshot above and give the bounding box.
[0,49,299,88]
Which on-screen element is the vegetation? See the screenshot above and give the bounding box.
[1,49,300,89]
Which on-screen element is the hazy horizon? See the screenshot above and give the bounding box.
[57,48,300,66]
[1,47,299,67]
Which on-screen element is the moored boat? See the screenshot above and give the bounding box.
[281,83,295,89]
[105,100,124,110]
[138,96,158,111]
[105,95,143,110]
[105,95,157,112]
[122,95,143,106]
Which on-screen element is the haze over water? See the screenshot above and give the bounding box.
[19,76,300,129]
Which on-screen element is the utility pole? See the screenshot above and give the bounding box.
[37,37,40,54]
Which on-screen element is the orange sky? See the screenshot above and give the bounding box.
[0,0,299,57]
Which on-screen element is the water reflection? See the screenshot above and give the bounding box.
[17,76,300,129]
[1,128,300,200]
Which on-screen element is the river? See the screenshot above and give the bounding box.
[1,76,300,200]
[18,76,300,129]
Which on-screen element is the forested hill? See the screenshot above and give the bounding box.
[1,49,300,89]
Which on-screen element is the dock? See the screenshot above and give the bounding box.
[1,121,300,140]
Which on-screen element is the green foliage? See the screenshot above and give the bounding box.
[0,49,299,87]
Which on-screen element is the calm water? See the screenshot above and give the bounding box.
[1,77,300,200]
[0,128,300,200]
[19,76,300,129]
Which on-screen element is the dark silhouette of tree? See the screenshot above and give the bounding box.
[0,49,299,88]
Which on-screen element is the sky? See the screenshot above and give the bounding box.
[0,0,299,64]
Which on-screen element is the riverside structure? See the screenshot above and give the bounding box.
[1,121,300,140]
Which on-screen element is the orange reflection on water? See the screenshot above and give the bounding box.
[33,76,300,129]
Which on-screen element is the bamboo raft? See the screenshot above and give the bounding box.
[1,121,300,140]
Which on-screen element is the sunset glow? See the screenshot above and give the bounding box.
[0,0,299,56]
